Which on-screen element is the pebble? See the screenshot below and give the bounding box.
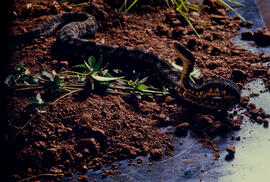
[226,145,236,155]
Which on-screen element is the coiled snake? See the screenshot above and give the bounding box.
[11,12,241,110]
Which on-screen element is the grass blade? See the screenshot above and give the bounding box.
[226,0,245,7]
[173,0,179,7]
[124,0,139,14]
[179,0,188,13]
[218,0,246,21]
[92,75,124,82]
[178,9,201,38]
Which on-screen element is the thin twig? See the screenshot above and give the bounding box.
[18,173,64,182]
[15,86,45,91]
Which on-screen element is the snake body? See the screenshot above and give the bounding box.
[11,12,241,110]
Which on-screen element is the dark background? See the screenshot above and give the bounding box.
[0,0,9,180]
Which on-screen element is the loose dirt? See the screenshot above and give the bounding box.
[2,0,270,181]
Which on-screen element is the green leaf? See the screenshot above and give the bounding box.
[190,68,201,79]
[27,93,44,105]
[18,62,24,70]
[73,64,88,70]
[170,61,183,72]
[54,76,61,86]
[42,71,54,81]
[92,56,103,74]
[36,93,44,104]
[84,60,91,71]
[104,72,113,77]
[88,56,96,69]
[92,75,124,82]
[128,80,136,87]
[169,60,201,80]
[138,77,148,84]
[58,67,64,73]
[27,98,40,105]
[136,84,148,91]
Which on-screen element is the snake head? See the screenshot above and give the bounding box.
[173,42,196,65]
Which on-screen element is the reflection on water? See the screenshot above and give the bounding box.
[211,79,270,182]
[218,125,270,182]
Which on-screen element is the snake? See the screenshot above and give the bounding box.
[10,12,241,110]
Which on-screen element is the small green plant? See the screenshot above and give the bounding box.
[27,93,46,113]
[69,56,124,90]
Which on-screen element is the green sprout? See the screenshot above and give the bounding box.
[69,56,124,90]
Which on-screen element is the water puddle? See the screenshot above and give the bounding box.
[229,0,270,56]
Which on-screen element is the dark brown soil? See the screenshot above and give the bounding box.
[241,26,270,46]
[2,0,270,181]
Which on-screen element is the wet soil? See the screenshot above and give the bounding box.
[2,0,270,181]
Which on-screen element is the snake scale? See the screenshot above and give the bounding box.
[11,12,241,110]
